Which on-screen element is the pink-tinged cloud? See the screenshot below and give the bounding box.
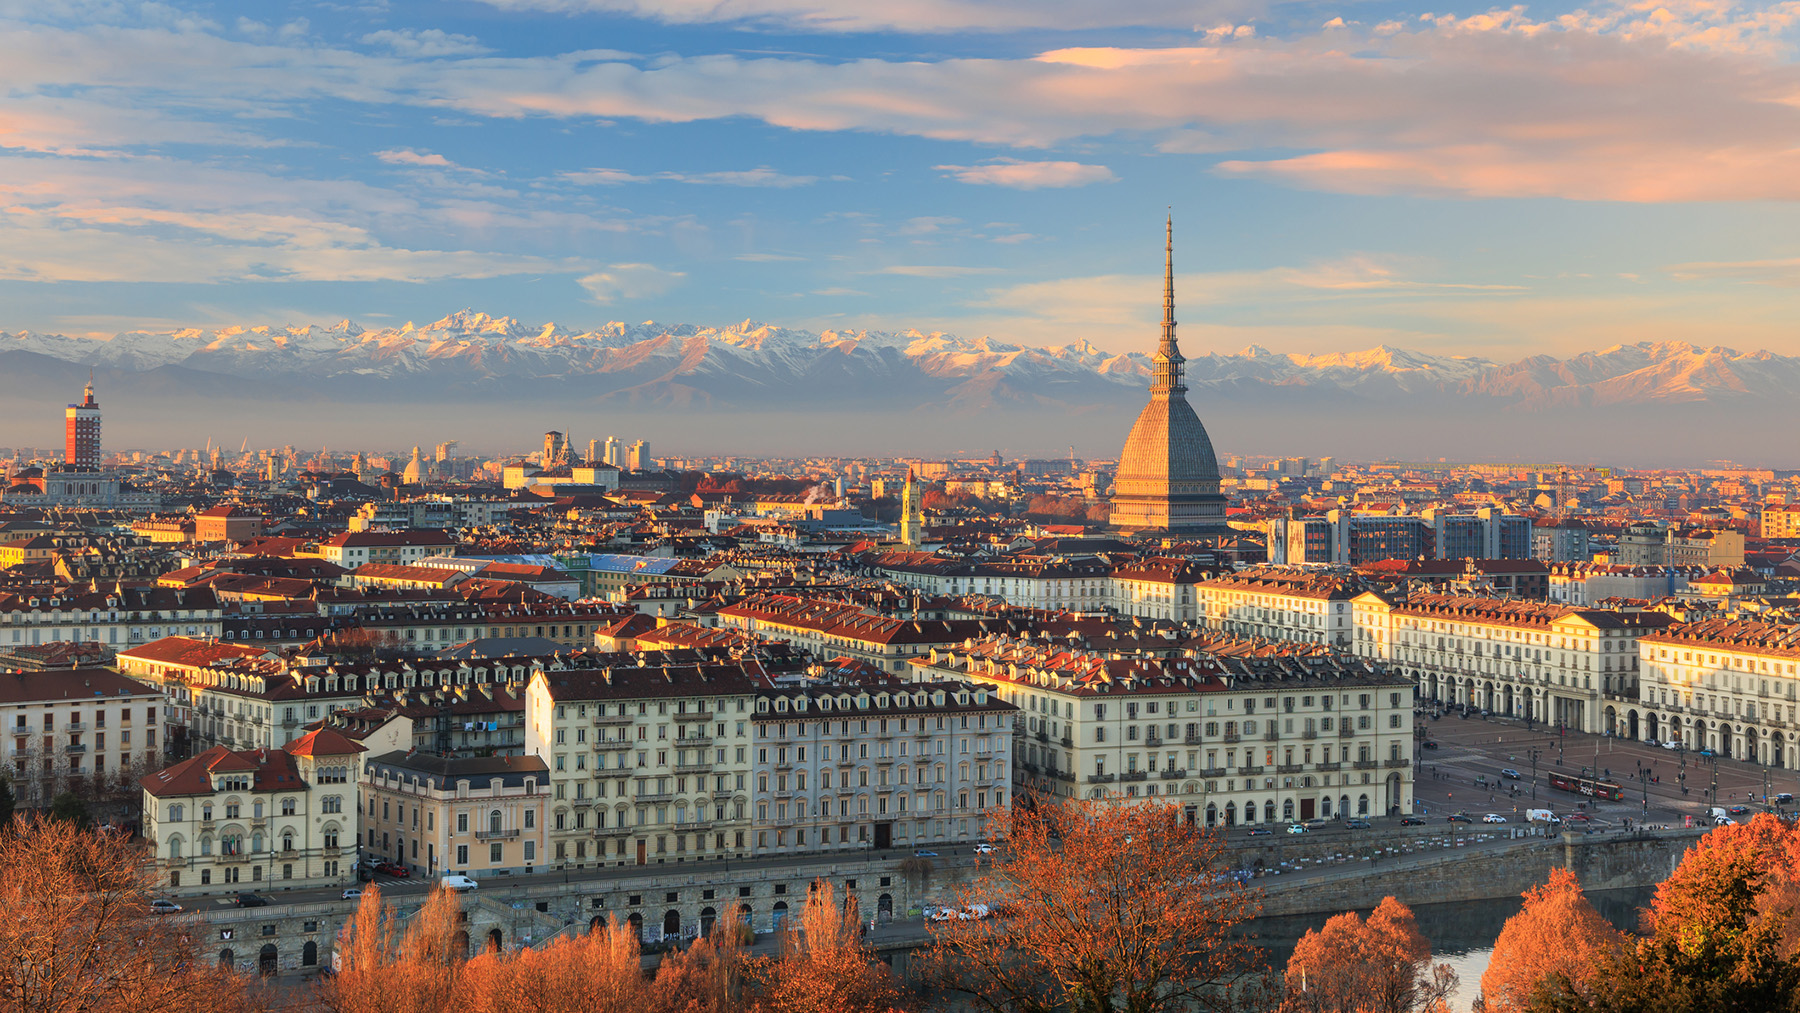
[376,148,455,167]
[935,158,1117,189]
[467,0,1245,33]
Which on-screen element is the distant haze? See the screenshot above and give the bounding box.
[2,312,1795,467]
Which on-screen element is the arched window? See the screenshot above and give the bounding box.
[199,835,213,856]
[489,810,502,834]
[169,837,183,860]
[169,804,184,822]
[250,833,263,853]
[282,832,294,852]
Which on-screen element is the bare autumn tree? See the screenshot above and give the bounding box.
[321,885,465,1013]
[0,815,265,1013]
[1479,869,1625,1013]
[1281,896,1456,1013]
[925,798,1268,1013]
[649,924,748,1013]
[749,881,906,1013]
[457,914,649,1013]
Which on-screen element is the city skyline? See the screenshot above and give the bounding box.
[1,0,1799,370]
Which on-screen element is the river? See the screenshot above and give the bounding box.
[1247,886,1658,1012]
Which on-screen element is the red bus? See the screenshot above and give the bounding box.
[1547,772,1624,801]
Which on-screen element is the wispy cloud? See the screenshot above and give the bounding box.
[876,265,1005,277]
[936,158,1116,189]
[1667,256,1800,286]
[465,0,1240,33]
[561,166,818,187]
[376,148,457,168]
[578,263,686,303]
[361,28,488,57]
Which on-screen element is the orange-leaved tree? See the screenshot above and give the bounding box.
[749,880,907,1013]
[1479,868,1624,1012]
[926,797,1267,1013]
[649,921,748,1013]
[1526,817,1800,1012]
[1281,896,1455,1013]
[0,815,266,1013]
[457,913,650,1013]
[321,885,465,1013]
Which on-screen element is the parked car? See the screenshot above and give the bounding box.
[972,843,995,855]
[1422,741,1440,750]
[1500,768,1522,780]
[234,893,269,908]
[1246,828,1273,836]
[1345,818,1372,830]
[1699,748,1717,757]
[150,899,183,915]
[1399,817,1425,826]
[342,888,363,900]
[1303,817,1333,828]
[913,849,938,858]
[1286,823,1308,834]
[1447,814,1473,824]
[375,862,409,877]
[1728,805,1751,815]
[1775,793,1795,805]
[440,875,480,893]
[1566,811,1591,821]
[1483,814,1507,823]
[1662,740,1682,750]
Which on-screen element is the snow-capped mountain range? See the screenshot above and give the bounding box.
[3,310,1797,412]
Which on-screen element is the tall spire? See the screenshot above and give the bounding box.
[1150,212,1185,397]
[1161,212,1176,353]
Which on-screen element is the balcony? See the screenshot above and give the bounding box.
[1222,732,1241,743]
[1384,758,1410,768]
[474,828,520,841]
[673,710,714,723]
[322,847,341,858]
[1263,731,1279,742]
[1276,764,1304,774]
[1120,770,1148,782]
[634,791,677,804]
[1034,730,1049,744]
[1352,760,1378,770]
[1302,730,1318,740]
[1317,762,1341,771]
[64,743,86,754]
[1087,773,1116,784]
[1339,727,1355,738]
[592,826,634,839]
[1159,769,1186,780]
[674,761,713,775]
[216,851,250,864]
[1060,735,1074,748]
[64,722,86,733]
[595,713,635,726]
[677,732,714,747]
[1144,735,1163,748]
[598,768,631,779]
[712,789,736,801]
[1237,766,1264,776]
[1184,733,1202,745]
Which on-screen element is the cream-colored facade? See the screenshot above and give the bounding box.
[1635,618,1800,767]
[524,660,761,869]
[140,728,362,897]
[360,752,550,880]
[1196,567,1360,648]
[1352,592,1674,735]
[915,636,1414,825]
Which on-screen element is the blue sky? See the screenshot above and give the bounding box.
[4,0,1800,362]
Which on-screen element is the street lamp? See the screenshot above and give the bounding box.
[1529,746,1541,802]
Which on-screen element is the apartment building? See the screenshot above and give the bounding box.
[1194,567,1361,647]
[866,552,1210,620]
[749,674,1016,854]
[1614,524,1746,569]
[0,668,163,807]
[915,636,1414,825]
[1635,618,1800,767]
[0,585,224,650]
[524,659,768,869]
[714,594,1029,674]
[139,728,363,896]
[315,530,458,570]
[360,752,550,880]
[1352,592,1676,734]
[1547,563,1699,606]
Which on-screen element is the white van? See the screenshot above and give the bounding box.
[440,874,479,892]
[1710,807,1732,825]
[1526,809,1560,824]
